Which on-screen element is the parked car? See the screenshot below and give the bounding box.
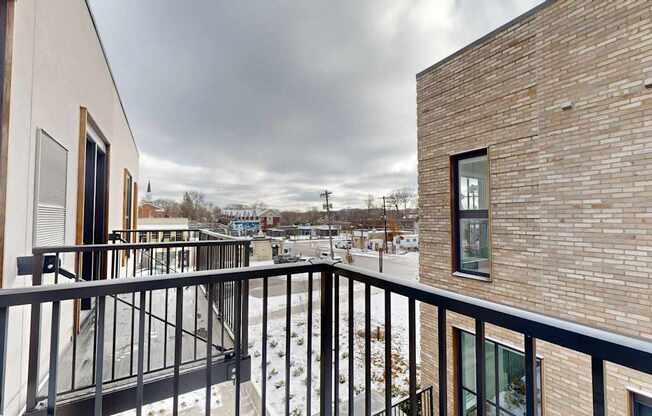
[334,240,352,249]
[319,251,343,261]
[273,254,304,264]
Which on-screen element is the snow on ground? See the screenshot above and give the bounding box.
[247,275,420,416]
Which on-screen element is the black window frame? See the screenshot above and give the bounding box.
[452,148,490,278]
[456,329,543,416]
[632,392,652,416]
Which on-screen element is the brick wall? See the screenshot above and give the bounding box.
[417,1,652,414]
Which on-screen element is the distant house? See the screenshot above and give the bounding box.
[259,208,281,231]
[312,224,340,238]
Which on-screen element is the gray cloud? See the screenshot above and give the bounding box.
[89,0,542,210]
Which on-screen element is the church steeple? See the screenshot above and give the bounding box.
[145,180,152,201]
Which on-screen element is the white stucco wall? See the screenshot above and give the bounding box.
[2,1,139,414]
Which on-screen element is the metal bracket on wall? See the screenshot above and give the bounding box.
[16,255,76,279]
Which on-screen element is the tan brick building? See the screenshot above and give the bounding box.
[417,1,652,415]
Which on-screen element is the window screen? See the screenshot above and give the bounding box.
[34,130,68,247]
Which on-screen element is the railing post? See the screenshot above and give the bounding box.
[319,269,334,416]
[26,253,44,411]
[241,242,250,356]
[0,307,8,413]
[524,335,537,416]
[592,357,606,416]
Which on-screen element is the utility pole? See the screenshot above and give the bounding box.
[382,196,389,254]
[320,190,335,260]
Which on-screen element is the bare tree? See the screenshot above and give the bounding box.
[365,194,375,226]
[390,188,415,217]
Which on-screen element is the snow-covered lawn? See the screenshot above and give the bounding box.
[247,274,420,416]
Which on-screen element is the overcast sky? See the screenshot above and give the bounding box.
[89,0,542,210]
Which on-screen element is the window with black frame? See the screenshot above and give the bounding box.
[632,392,652,416]
[458,330,542,416]
[452,149,490,277]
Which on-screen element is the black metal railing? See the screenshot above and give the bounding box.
[2,262,651,416]
[373,387,433,416]
[19,236,249,415]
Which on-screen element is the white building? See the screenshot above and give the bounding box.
[0,1,139,413]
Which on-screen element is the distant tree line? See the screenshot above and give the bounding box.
[150,191,222,223]
[147,187,416,228]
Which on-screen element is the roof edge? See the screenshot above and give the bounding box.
[416,0,557,80]
[83,0,139,156]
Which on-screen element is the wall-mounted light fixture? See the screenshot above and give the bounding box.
[560,100,573,111]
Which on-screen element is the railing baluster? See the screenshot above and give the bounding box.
[262,277,269,416]
[164,248,170,367]
[320,270,334,416]
[408,298,417,416]
[592,357,606,416]
[437,306,447,416]
[334,273,340,416]
[111,294,118,380]
[348,277,354,416]
[385,290,392,415]
[94,296,106,416]
[147,257,153,371]
[26,253,44,411]
[242,278,249,357]
[173,287,183,416]
[47,301,60,416]
[307,272,313,416]
[475,319,485,416]
[137,291,146,416]
[365,283,371,416]
[130,249,136,376]
[194,282,199,360]
[234,280,242,416]
[205,283,214,416]
[0,307,7,413]
[285,274,292,416]
[525,335,537,416]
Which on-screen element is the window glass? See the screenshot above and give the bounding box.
[458,155,488,210]
[634,393,652,416]
[454,150,490,277]
[459,331,542,416]
[461,332,476,390]
[460,218,490,274]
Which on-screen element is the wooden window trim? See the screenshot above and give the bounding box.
[74,108,111,331]
[0,0,14,288]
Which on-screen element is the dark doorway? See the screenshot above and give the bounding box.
[81,136,107,308]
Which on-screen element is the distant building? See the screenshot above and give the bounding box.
[138,181,165,218]
[259,209,281,231]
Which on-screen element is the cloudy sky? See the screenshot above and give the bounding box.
[89,0,542,210]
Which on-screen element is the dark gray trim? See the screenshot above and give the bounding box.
[416,0,557,80]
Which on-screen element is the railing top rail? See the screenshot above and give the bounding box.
[198,228,250,241]
[111,228,203,233]
[33,238,250,254]
[0,262,329,307]
[4,259,652,378]
[334,263,652,376]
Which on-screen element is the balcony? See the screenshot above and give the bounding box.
[1,232,651,416]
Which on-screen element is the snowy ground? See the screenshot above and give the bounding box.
[246,251,420,416]
[113,250,419,416]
